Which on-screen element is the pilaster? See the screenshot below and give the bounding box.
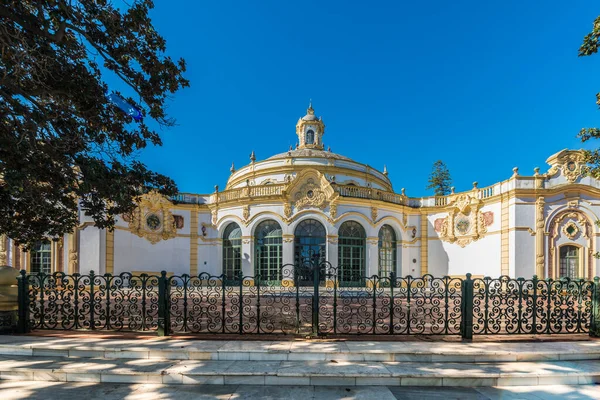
[241,236,253,277]
[190,211,198,276]
[420,212,428,277]
[366,236,379,276]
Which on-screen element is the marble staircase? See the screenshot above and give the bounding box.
[0,336,599,387]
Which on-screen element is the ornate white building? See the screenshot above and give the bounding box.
[1,105,599,281]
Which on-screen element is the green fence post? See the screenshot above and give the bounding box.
[89,270,95,330]
[17,270,28,334]
[461,273,474,340]
[591,277,600,337]
[157,271,170,337]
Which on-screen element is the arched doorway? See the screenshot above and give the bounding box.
[294,219,326,265]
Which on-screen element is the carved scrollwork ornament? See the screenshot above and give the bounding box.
[546,150,585,183]
[284,169,338,213]
[329,203,337,219]
[128,191,177,244]
[434,193,493,247]
[371,207,378,222]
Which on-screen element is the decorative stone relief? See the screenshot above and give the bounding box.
[371,207,378,223]
[329,203,337,219]
[284,202,292,219]
[211,209,218,226]
[173,215,184,229]
[283,169,338,219]
[546,149,585,183]
[0,235,6,265]
[562,221,580,240]
[242,205,250,222]
[433,193,494,247]
[127,191,177,244]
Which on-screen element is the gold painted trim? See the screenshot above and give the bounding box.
[105,230,114,275]
[420,212,428,276]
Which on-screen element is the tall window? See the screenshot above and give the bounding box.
[255,220,283,282]
[30,240,51,274]
[559,245,579,279]
[378,225,397,277]
[338,221,366,284]
[222,223,242,279]
[294,219,326,265]
[305,129,315,145]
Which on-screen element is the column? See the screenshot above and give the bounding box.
[241,236,253,278]
[281,234,295,285]
[366,237,379,277]
[327,235,338,286]
[68,229,79,274]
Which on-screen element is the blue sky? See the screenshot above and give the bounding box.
[137,0,600,196]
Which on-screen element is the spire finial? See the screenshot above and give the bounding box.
[383,165,388,176]
[250,150,256,163]
[230,162,235,174]
[307,99,314,114]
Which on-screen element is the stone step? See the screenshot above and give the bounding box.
[0,354,599,387]
[0,336,598,363]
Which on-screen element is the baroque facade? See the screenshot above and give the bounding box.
[2,105,600,281]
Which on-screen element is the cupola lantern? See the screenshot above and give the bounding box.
[296,101,325,150]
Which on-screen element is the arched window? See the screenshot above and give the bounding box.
[294,219,326,265]
[378,225,397,276]
[222,223,242,279]
[255,220,283,282]
[30,240,51,274]
[305,130,315,145]
[338,221,366,284]
[559,245,579,279]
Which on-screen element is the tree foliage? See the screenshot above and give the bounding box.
[578,16,600,178]
[426,160,452,196]
[0,0,189,248]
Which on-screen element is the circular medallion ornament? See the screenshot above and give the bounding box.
[455,217,471,235]
[566,161,577,172]
[146,213,161,231]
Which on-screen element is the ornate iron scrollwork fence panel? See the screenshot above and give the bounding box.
[15,270,599,337]
[22,271,160,332]
[472,275,593,335]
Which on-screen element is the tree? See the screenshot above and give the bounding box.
[426,160,452,196]
[578,16,600,177]
[0,0,189,248]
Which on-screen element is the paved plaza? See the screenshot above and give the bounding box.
[0,381,599,399]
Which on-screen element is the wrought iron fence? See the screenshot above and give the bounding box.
[16,267,600,339]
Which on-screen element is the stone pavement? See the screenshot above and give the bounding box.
[0,381,599,399]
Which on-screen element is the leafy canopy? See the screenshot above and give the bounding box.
[579,16,600,177]
[0,0,189,248]
[426,160,452,196]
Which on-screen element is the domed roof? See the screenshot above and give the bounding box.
[301,114,319,121]
[267,148,352,161]
[299,102,320,122]
[224,104,392,191]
